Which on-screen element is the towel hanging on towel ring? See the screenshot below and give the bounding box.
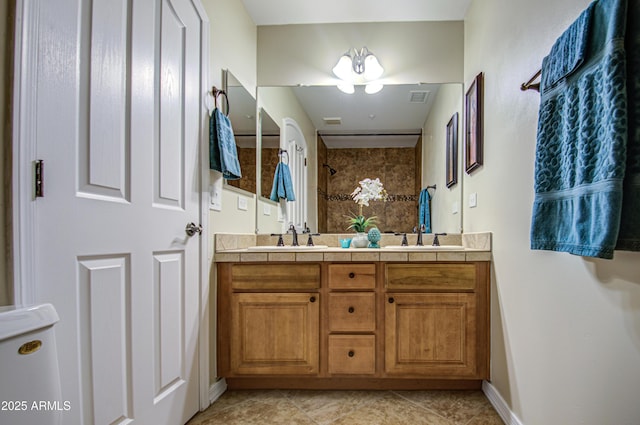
[209,86,242,180]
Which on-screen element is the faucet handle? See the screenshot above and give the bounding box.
[271,233,285,246]
[395,233,408,246]
[306,233,321,246]
[432,232,447,246]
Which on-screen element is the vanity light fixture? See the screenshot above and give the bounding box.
[332,47,384,95]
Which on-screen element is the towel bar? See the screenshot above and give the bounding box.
[521,69,542,92]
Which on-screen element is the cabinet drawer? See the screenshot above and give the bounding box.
[328,335,375,375]
[231,263,320,290]
[328,264,376,289]
[385,263,476,291]
[328,293,376,332]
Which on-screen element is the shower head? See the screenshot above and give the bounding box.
[323,164,337,176]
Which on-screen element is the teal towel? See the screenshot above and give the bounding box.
[540,2,594,90]
[531,0,632,259]
[269,162,296,202]
[616,0,640,251]
[209,108,242,180]
[418,189,432,233]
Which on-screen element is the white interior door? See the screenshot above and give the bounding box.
[14,0,207,424]
[282,118,308,231]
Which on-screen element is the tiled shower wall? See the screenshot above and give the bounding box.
[319,141,421,234]
[228,147,279,198]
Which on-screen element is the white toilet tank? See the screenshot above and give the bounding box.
[0,303,63,425]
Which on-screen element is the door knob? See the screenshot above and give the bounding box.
[185,222,203,237]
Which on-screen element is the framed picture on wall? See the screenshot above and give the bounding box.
[446,112,458,188]
[465,72,483,174]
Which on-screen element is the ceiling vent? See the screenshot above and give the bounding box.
[323,117,342,125]
[408,91,429,103]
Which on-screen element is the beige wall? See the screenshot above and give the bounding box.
[205,0,258,237]
[203,0,258,383]
[257,21,464,86]
[464,0,640,423]
[206,0,256,94]
[1,0,13,306]
[422,83,463,234]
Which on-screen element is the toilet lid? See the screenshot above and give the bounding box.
[0,303,59,341]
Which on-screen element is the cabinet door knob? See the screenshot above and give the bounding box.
[348,350,355,357]
[348,306,355,313]
[348,272,355,278]
[310,296,316,303]
[388,297,395,303]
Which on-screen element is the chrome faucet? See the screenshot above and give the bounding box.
[288,224,299,246]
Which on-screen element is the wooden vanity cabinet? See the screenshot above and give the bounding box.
[384,263,490,379]
[217,263,321,377]
[326,264,377,376]
[230,292,319,375]
[217,260,490,388]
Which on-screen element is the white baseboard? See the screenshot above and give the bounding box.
[208,378,228,405]
[483,380,524,425]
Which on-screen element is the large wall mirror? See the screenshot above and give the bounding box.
[255,107,282,234]
[256,83,464,235]
[258,109,280,199]
[224,70,257,194]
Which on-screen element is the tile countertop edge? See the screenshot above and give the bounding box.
[213,232,492,262]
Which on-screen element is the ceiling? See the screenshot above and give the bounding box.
[240,0,472,26]
[292,84,440,148]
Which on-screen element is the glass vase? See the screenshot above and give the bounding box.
[351,232,369,248]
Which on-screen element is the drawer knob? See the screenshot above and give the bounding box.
[388,297,395,304]
[310,296,316,303]
[348,272,355,278]
[348,350,355,357]
[348,306,355,313]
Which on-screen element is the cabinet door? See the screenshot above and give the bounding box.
[230,293,319,375]
[385,293,479,378]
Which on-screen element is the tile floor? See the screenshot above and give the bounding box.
[186,389,504,425]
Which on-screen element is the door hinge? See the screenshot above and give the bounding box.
[34,159,44,198]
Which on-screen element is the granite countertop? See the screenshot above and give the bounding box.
[214,232,492,263]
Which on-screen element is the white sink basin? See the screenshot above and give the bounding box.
[384,245,464,250]
[246,245,329,251]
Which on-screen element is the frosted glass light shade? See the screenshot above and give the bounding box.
[337,82,355,94]
[363,54,383,80]
[365,83,384,94]
[332,54,353,81]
